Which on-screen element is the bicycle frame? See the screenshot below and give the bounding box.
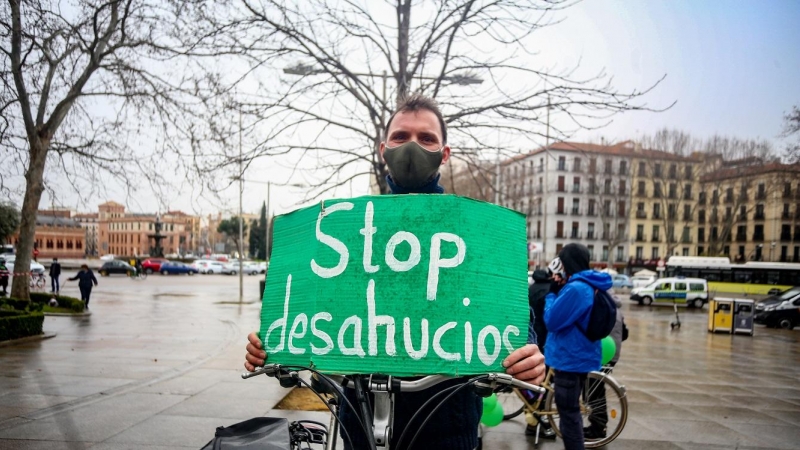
[243,364,545,450]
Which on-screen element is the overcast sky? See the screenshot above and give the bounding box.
[23,0,800,219]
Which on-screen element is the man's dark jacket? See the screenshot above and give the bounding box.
[68,270,97,289]
[339,174,481,450]
[529,269,551,351]
[49,262,61,278]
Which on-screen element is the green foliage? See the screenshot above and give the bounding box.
[28,293,84,312]
[218,216,249,256]
[0,311,44,341]
[0,202,20,244]
[0,297,36,311]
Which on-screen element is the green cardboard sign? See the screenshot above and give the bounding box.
[259,195,528,376]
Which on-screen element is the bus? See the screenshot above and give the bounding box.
[665,256,799,295]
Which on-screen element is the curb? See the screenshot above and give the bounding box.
[0,332,57,348]
[44,311,92,317]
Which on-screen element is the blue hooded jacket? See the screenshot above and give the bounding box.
[543,270,612,373]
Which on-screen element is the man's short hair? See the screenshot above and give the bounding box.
[385,93,447,144]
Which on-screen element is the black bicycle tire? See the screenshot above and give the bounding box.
[503,404,525,421]
[544,371,628,449]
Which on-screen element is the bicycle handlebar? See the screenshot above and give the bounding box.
[241,364,546,395]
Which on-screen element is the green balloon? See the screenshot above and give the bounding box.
[482,393,498,411]
[480,401,504,427]
[601,336,616,365]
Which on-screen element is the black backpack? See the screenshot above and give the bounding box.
[575,281,617,342]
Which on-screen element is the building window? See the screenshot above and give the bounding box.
[588,245,594,261]
[635,246,643,259]
[605,159,612,174]
[619,161,627,176]
[616,246,624,262]
[602,245,609,261]
[638,161,646,176]
[653,182,662,198]
[556,221,564,238]
[653,203,661,219]
[651,247,659,259]
[574,158,581,172]
[685,165,693,179]
[617,201,625,217]
[558,156,566,170]
[654,163,662,177]
[558,176,565,192]
[638,181,645,196]
[652,225,660,241]
[587,223,595,239]
[572,198,580,215]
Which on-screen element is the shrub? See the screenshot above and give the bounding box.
[0,311,44,341]
[29,293,84,313]
[0,298,34,311]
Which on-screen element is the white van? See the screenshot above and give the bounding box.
[630,277,709,308]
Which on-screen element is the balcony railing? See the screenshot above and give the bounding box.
[738,214,747,222]
[781,233,792,242]
[586,231,595,240]
[619,168,628,176]
[698,216,706,224]
[636,210,647,219]
[556,209,566,215]
[681,235,692,244]
[571,208,581,216]
[697,235,705,243]
[586,209,597,217]
[557,164,566,171]
[683,192,693,200]
[556,232,565,239]
[756,192,766,200]
[572,186,581,193]
[635,234,647,242]
[683,214,693,221]
[782,211,791,219]
[754,213,765,220]
[651,235,661,242]
[753,233,764,242]
[637,189,647,197]
[570,231,581,239]
[653,212,662,219]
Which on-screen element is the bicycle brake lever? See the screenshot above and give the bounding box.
[241,363,281,379]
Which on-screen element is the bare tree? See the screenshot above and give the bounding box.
[782,105,800,163]
[0,0,199,299]
[174,0,669,198]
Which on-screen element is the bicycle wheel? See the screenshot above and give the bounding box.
[36,276,45,289]
[496,387,525,420]
[544,371,628,448]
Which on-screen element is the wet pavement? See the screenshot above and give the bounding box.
[1,276,799,449]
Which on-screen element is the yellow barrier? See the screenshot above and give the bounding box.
[708,282,791,296]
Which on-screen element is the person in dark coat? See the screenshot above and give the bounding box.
[68,264,98,308]
[529,269,552,351]
[0,258,9,296]
[49,258,62,293]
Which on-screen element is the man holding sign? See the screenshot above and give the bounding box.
[245,93,545,449]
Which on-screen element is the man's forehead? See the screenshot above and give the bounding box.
[388,110,442,136]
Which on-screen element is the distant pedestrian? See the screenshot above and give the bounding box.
[524,268,557,439]
[49,258,62,293]
[0,258,9,296]
[68,264,98,309]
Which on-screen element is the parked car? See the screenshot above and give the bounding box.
[100,254,115,261]
[4,255,46,276]
[192,260,225,274]
[221,261,259,275]
[99,260,135,276]
[257,262,268,274]
[612,274,633,289]
[141,258,168,274]
[159,261,198,276]
[754,286,800,330]
[630,277,709,308]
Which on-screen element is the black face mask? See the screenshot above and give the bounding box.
[383,141,443,188]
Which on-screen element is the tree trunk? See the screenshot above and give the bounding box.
[11,139,49,300]
[395,0,411,102]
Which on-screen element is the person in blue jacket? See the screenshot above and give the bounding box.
[544,243,611,450]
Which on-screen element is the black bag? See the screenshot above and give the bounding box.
[576,282,618,342]
[200,417,291,450]
[622,319,629,341]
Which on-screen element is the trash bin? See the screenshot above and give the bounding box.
[259,279,266,300]
[708,298,734,333]
[733,299,755,336]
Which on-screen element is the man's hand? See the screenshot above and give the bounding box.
[244,331,267,372]
[502,344,545,385]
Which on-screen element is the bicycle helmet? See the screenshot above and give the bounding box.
[547,257,565,278]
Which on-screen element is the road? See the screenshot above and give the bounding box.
[1,275,799,449]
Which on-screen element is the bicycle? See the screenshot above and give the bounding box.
[496,366,628,448]
[242,364,546,450]
[130,268,147,281]
[29,273,46,290]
